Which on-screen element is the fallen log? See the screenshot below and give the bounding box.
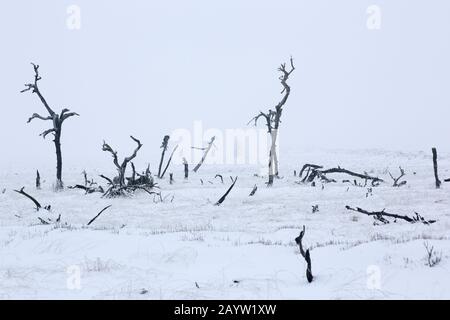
[345,205,436,225]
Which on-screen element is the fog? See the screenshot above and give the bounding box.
[1,0,449,170]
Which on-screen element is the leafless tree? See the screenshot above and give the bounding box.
[21,63,79,190]
[249,58,295,185]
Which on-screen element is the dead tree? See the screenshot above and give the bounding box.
[101,136,155,197]
[432,148,441,189]
[158,135,170,178]
[193,136,215,173]
[21,63,79,190]
[249,57,295,186]
[388,167,407,187]
[295,226,313,283]
[102,136,142,187]
[215,176,238,206]
[345,206,436,225]
[36,170,41,190]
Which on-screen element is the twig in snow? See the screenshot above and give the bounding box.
[87,205,112,226]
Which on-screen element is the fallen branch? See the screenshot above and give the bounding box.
[249,184,257,196]
[14,187,49,211]
[300,164,383,186]
[215,176,238,206]
[36,170,41,189]
[87,205,112,226]
[295,226,313,283]
[299,164,323,179]
[345,206,436,225]
[388,166,407,187]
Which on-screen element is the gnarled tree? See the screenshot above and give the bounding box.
[21,63,79,190]
[249,58,295,186]
[102,136,142,187]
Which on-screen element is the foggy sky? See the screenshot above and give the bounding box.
[1,0,449,170]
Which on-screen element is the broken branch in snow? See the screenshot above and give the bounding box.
[300,164,383,186]
[215,176,238,206]
[193,136,215,173]
[14,187,48,211]
[295,226,313,283]
[345,206,436,225]
[299,164,323,180]
[432,147,441,189]
[87,205,112,226]
[249,184,258,196]
[36,170,41,190]
[388,166,407,187]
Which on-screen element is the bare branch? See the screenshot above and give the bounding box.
[27,113,52,123]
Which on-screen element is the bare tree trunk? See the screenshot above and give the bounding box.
[54,133,63,190]
[267,130,278,185]
[432,148,441,189]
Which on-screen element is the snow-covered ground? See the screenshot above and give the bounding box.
[1,149,449,299]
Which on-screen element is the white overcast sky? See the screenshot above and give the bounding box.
[0,0,449,169]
